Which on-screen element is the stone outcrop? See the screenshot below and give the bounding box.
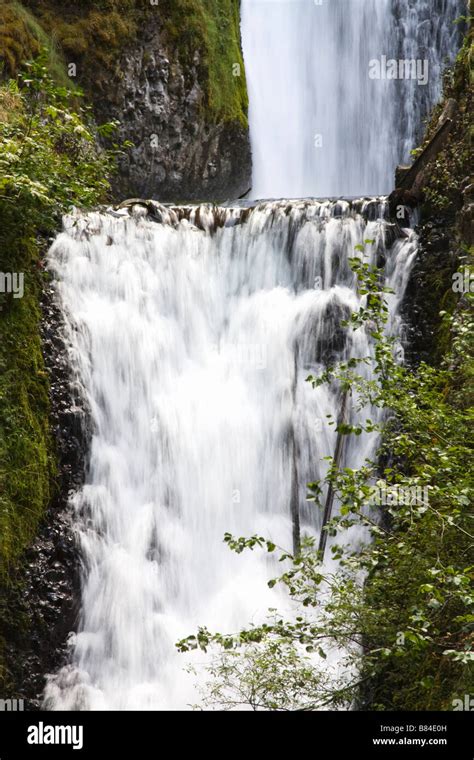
[96,26,252,203]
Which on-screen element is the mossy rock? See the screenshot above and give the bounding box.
[3,1,248,125]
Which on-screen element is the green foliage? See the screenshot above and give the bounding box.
[186,641,345,711]
[0,57,116,236]
[178,255,474,711]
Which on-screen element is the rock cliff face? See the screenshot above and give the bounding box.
[2,1,252,203]
[400,25,472,367]
[96,27,251,203]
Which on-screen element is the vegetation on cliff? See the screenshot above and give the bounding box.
[402,14,473,367]
[0,57,117,686]
[160,0,248,124]
[419,17,472,218]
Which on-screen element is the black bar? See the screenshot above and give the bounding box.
[0,710,472,758]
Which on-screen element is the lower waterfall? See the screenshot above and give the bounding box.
[44,199,417,709]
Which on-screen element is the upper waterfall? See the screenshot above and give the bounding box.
[241,0,463,199]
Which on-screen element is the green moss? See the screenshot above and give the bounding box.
[0,247,55,586]
[0,2,39,76]
[33,4,137,88]
[160,0,249,125]
[0,0,138,93]
[0,235,55,688]
[0,1,69,84]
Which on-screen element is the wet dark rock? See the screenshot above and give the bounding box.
[402,214,459,366]
[297,300,352,367]
[3,269,90,708]
[388,188,424,226]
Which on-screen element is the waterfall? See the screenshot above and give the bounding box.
[241,0,464,198]
[44,200,417,709]
[41,0,463,711]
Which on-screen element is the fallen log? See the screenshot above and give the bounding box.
[389,99,458,219]
[396,116,455,192]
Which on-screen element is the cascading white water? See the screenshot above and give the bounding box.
[44,200,417,709]
[241,0,464,198]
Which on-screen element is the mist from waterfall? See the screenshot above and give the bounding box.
[241,0,464,198]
